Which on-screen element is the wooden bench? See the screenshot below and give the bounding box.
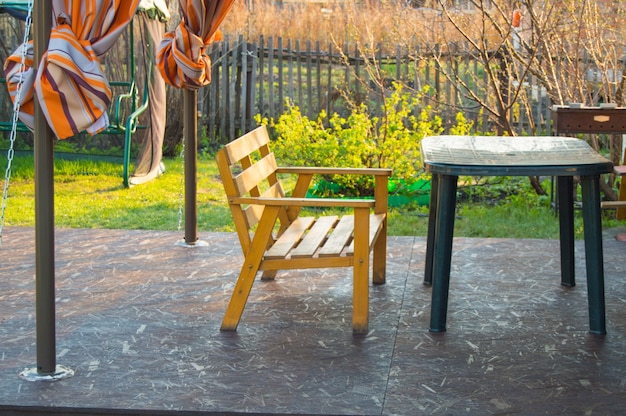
[216,125,392,334]
[601,165,626,220]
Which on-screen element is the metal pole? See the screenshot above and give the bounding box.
[184,90,198,245]
[20,0,73,381]
[33,0,56,376]
[121,19,136,187]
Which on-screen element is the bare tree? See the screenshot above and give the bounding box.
[416,0,625,194]
[419,0,625,128]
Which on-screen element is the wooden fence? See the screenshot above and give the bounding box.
[0,25,614,151]
[199,35,558,146]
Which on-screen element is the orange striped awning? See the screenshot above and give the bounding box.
[156,0,235,90]
[4,0,140,139]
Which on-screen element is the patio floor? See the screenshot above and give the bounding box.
[0,226,625,415]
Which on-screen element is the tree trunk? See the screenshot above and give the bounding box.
[529,176,546,195]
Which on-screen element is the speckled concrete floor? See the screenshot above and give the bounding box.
[0,227,625,415]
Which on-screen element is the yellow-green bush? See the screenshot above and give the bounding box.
[258,84,465,197]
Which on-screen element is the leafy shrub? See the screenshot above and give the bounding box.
[258,84,452,197]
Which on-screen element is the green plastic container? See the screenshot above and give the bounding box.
[306,178,431,207]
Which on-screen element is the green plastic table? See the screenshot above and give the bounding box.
[422,135,613,335]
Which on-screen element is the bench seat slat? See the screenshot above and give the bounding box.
[290,216,339,258]
[601,201,626,208]
[614,165,626,175]
[265,217,315,259]
[347,213,386,255]
[319,215,354,257]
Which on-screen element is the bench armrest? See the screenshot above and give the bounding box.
[231,196,377,209]
[276,167,392,177]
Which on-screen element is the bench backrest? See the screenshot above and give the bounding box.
[216,125,289,254]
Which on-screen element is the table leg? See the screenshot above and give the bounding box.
[580,175,607,335]
[557,176,575,287]
[429,174,458,333]
[424,173,440,286]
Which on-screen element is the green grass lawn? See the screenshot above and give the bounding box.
[1,154,624,239]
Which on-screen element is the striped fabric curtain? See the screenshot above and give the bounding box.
[156,0,236,90]
[4,0,140,139]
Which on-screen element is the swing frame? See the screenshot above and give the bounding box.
[0,7,151,187]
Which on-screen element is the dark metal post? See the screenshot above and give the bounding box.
[184,90,198,244]
[20,0,73,381]
[33,0,56,376]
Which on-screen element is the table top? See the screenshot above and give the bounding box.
[421,135,613,176]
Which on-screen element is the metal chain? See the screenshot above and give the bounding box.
[1,0,34,248]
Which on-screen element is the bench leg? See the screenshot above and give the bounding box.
[580,175,607,335]
[429,174,458,333]
[424,173,439,286]
[221,259,260,331]
[353,207,370,334]
[557,176,575,287]
[372,216,387,285]
[221,207,280,331]
[617,168,626,220]
[261,270,278,281]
